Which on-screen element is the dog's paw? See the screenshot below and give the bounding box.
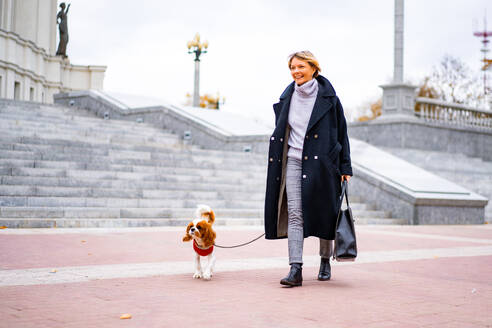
[203,271,212,280]
[193,271,202,279]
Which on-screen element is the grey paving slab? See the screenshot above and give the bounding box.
[1,245,490,287]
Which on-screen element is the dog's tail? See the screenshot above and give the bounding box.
[195,204,215,224]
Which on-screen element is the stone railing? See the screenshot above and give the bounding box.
[415,97,492,129]
[54,91,271,153]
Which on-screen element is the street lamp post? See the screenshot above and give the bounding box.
[187,33,208,107]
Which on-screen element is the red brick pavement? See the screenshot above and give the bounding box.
[0,225,491,328]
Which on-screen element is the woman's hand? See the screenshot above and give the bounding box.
[341,175,351,182]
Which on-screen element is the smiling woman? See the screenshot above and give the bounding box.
[264,51,353,287]
[289,53,320,85]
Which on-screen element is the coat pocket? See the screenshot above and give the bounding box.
[320,142,342,177]
[326,142,342,162]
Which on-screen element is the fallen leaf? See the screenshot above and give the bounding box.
[433,256,439,259]
[50,269,57,273]
[120,313,132,320]
[0,226,7,229]
[81,240,86,243]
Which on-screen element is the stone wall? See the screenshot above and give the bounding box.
[349,117,492,161]
[350,164,487,225]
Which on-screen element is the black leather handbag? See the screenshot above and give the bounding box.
[333,181,357,262]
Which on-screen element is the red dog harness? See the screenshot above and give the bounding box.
[193,240,214,256]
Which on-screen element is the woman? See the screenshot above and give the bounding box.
[264,51,352,287]
[56,2,70,57]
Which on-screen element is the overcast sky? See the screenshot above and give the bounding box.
[64,0,490,123]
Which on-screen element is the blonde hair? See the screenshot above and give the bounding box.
[288,51,321,78]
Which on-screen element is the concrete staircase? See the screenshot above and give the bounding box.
[0,101,406,227]
[382,147,492,222]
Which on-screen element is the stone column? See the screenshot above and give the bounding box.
[13,0,38,46]
[5,70,16,99]
[394,0,404,84]
[380,0,417,119]
[1,0,14,31]
[193,60,200,107]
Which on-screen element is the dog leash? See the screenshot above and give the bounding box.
[214,233,265,249]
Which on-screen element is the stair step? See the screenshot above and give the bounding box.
[0,119,179,138]
[0,217,264,228]
[0,159,266,177]
[0,158,267,178]
[0,195,263,208]
[0,137,267,162]
[3,167,264,184]
[0,207,264,219]
[0,108,157,128]
[0,206,387,219]
[0,216,408,229]
[0,181,266,198]
[0,148,268,170]
[1,131,184,150]
[0,194,370,208]
[0,175,265,193]
[355,217,409,225]
[0,118,179,136]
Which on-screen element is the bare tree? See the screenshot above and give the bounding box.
[357,98,382,122]
[425,55,483,107]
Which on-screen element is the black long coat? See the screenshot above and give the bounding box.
[264,75,353,240]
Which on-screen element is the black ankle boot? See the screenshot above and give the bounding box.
[318,258,331,281]
[280,263,303,287]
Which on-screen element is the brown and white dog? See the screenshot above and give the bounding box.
[182,205,216,280]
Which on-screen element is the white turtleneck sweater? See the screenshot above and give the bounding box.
[287,78,319,160]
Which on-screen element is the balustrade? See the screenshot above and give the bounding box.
[415,97,492,129]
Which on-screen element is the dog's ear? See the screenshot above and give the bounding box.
[183,222,193,242]
[201,224,216,247]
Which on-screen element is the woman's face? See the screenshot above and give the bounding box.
[290,57,316,86]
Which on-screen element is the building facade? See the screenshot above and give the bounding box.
[0,0,106,103]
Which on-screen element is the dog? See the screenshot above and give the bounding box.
[182,204,216,280]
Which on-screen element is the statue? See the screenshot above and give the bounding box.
[56,2,70,57]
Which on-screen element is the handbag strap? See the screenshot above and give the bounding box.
[335,180,350,230]
[339,180,350,209]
